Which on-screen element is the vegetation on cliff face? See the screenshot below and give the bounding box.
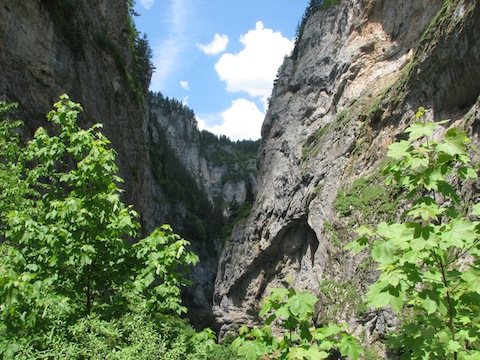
[146,91,259,247]
[147,115,224,247]
[43,0,154,103]
[292,0,341,59]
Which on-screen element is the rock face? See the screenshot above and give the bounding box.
[143,99,257,233]
[143,98,258,325]
[0,0,146,211]
[214,0,480,338]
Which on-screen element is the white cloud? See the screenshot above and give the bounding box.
[197,98,264,141]
[197,34,229,55]
[180,80,189,90]
[140,0,155,9]
[149,0,190,91]
[214,21,293,99]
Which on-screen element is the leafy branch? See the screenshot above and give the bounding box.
[231,284,362,360]
[346,108,480,359]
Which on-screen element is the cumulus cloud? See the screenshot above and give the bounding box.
[140,0,155,9]
[197,33,229,55]
[180,80,189,90]
[197,99,264,141]
[215,21,293,99]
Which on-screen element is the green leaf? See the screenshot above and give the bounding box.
[236,340,268,360]
[356,225,374,237]
[419,291,439,314]
[408,154,429,169]
[405,122,435,140]
[436,181,459,202]
[299,322,312,342]
[276,306,290,320]
[387,140,411,159]
[441,218,477,248]
[447,340,462,353]
[407,202,445,221]
[238,325,250,336]
[366,285,391,308]
[287,291,317,319]
[344,237,369,253]
[436,128,468,156]
[259,302,272,318]
[460,270,480,294]
[268,287,289,301]
[458,166,478,180]
[380,268,406,287]
[472,203,480,216]
[339,336,363,360]
[304,347,329,359]
[371,239,395,263]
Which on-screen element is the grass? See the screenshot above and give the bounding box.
[335,171,402,225]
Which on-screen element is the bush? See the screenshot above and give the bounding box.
[347,109,480,359]
[0,96,236,358]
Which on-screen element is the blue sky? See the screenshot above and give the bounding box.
[134,0,309,140]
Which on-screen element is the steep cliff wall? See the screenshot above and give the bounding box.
[144,97,257,233]
[0,0,146,210]
[214,0,480,338]
[143,95,258,326]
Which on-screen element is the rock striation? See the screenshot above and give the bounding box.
[0,0,146,211]
[214,0,480,340]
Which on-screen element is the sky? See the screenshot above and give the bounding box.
[133,0,309,140]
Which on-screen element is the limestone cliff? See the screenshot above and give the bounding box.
[0,0,146,211]
[143,94,257,234]
[142,94,258,325]
[214,0,480,340]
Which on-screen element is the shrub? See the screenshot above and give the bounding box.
[347,108,480,359]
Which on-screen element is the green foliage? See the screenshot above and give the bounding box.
[0,96,212,357]
[94,31,150,104]
[147,119,224,246]
[231,285,362,359]
[346,108,480,359]
[230,201,254,225]
[302,123,333,161]
[132,225,199,315]
[335,175,399,223]
[148,91,197,122]
[0,102,28,232]
[198,128,259,184]
[92,3,154,103]
[147,91,258,247]
[0,300,235,360]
